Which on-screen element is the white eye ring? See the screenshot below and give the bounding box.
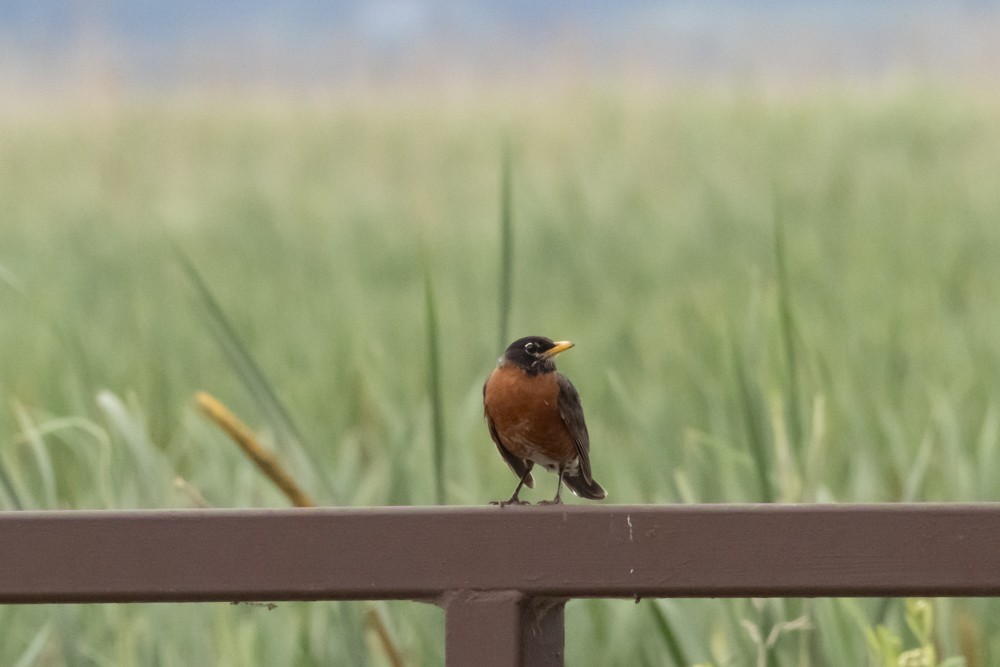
[525,342,537,353]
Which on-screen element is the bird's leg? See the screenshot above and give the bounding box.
[539,467,564,505]
[491,466,533,507]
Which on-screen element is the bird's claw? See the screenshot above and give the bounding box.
[538,498,563,506]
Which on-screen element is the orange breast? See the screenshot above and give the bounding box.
[484,365,577,468]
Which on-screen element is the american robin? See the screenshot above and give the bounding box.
[484,336,607,505]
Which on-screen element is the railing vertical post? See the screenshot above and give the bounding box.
[443,591,565,667]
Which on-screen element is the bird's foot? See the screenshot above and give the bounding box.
[491,498,531,507]
[538,497,563,506]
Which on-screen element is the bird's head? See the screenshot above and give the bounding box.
[500,336,574,375]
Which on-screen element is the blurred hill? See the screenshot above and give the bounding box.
[1,1,999,93]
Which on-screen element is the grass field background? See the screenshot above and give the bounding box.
[2,87,1000,665]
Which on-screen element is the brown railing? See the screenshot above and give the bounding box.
[3,504,1000,666]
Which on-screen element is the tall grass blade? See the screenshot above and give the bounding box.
[13,624,52,667]
[13,402,57,509]
[0,408,24,510]
[425,268,447,505]
[174,249,338,502]
[0,450,23,510]
[732,337,774,502]
[648,601,690,667]
[365,606,405,667]
[96,391,172,505]
[902,432,933,502]
[976,405,1000,496]
[497,142,515,352]
[55,606,82,667]
[0,262,25,294]
[1,262,97,402]
[773,201,804,461]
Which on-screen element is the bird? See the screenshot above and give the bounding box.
[483,336,607,505]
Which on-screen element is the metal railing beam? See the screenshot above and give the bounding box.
[3,504,1000,603]
[4,503,1000,667]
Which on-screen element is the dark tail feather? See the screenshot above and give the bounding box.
[564,473,607,500]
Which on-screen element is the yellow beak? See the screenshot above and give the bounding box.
[541,340,574,358]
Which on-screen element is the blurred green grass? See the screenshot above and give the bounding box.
[1,87,1000,665]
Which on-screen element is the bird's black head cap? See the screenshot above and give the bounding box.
[501,336,574,375]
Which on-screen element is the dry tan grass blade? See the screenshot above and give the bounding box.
[195,391,316,508]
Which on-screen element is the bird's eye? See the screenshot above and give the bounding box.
[524,342,537,353]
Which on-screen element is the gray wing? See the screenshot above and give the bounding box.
[556,373,595,483]
[483,380,535,488]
